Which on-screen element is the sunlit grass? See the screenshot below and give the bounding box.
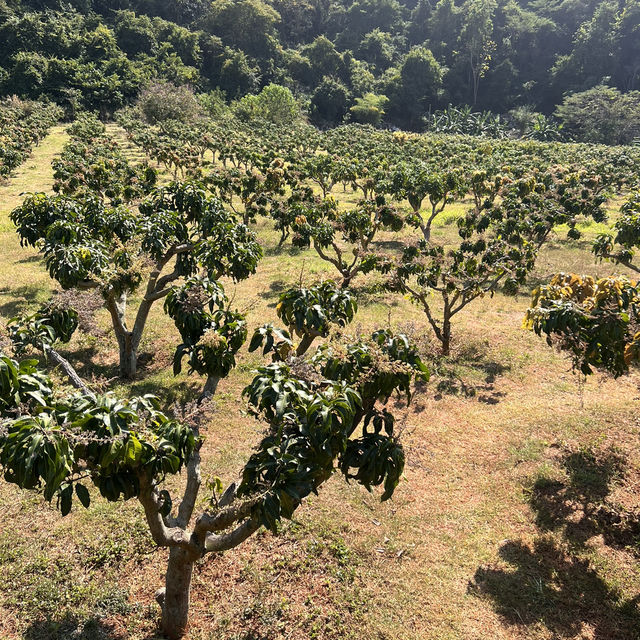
[1,129,640,640]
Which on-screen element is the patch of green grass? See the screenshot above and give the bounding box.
[509,437,549,464]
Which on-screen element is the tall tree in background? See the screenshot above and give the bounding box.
[615,0,640,91]
[386,46,443,129]
[551,1,621,93]
[458,0,496,105]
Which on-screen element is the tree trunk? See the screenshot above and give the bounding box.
[118,333,137,379]
[199,376,220,402]
[296,333,316,357]
[278,229,289,246]
[441,307,451,357]
[160,548,195,640]
[422,206,439,242]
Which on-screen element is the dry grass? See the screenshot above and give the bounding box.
[0,128,639,640]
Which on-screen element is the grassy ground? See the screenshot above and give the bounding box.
[1,128,640,640]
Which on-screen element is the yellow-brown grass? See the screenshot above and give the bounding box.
[0,128,639,640]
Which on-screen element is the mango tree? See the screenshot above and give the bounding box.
[299,152,337,198]
[291,194,414,287]
[386,162,467,241]
[205,158,289,225]
[254,280,358,357]
[593,190,640,274]
[52,113,157,203]
[524,272,640,376]
[11,181,262,378]
[0,316,428,638]
[165,275,247,399]
[389,167,609,355]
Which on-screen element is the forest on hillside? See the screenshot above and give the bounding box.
[3,2,640,640]
[1,0,639,136]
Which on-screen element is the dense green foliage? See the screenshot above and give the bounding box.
[8,300,78,353]
[0,352,197,510]
[250,280,359,356]
[10,117,263,378]
[594,189,640,273]
[0,97,61,179]
[98,109,640,357]
[1,0,639,134]
[525,273,640,377]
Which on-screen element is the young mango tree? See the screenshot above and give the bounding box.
[165,275,248,399]
[271,280,358,356]
[205,158,289,226]
[10,181,262,378]
[388,167,610,355]
[291,194,414,287]
[299,152,337,198]
[0,316,428,638]
[386,162,467,241]
[270,186,317,247]
[593,190,640,274]
[523,272,640,377]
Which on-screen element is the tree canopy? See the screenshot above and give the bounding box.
[1,0,639,131]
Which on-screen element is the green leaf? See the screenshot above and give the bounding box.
[59,484,73,516]
[125,436,142,464]
[75,483,90,509]
[158,489,172,518]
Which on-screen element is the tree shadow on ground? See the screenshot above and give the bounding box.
[432,360,509,404]
[530,447,640,551]
[58,344,117,381]
[125,378,204,410]
[432,346,510,404]
[23,614,129,640]
[0,284,50,318]
[350,281,401,307]
[390,325,512,404]
[16,255,43,265]
[257,278,288,305]
[470,536,640,639]
[371,238,406,252]
[262,242,306,258]
[470,445,640,639]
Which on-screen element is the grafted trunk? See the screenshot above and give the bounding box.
[296,333,316,357]
[159,548,195,640]
[118,333,137,379]
[199,376,220,402]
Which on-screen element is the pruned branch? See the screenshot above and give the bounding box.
[43,344,95,398]
[204,518,260,553]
